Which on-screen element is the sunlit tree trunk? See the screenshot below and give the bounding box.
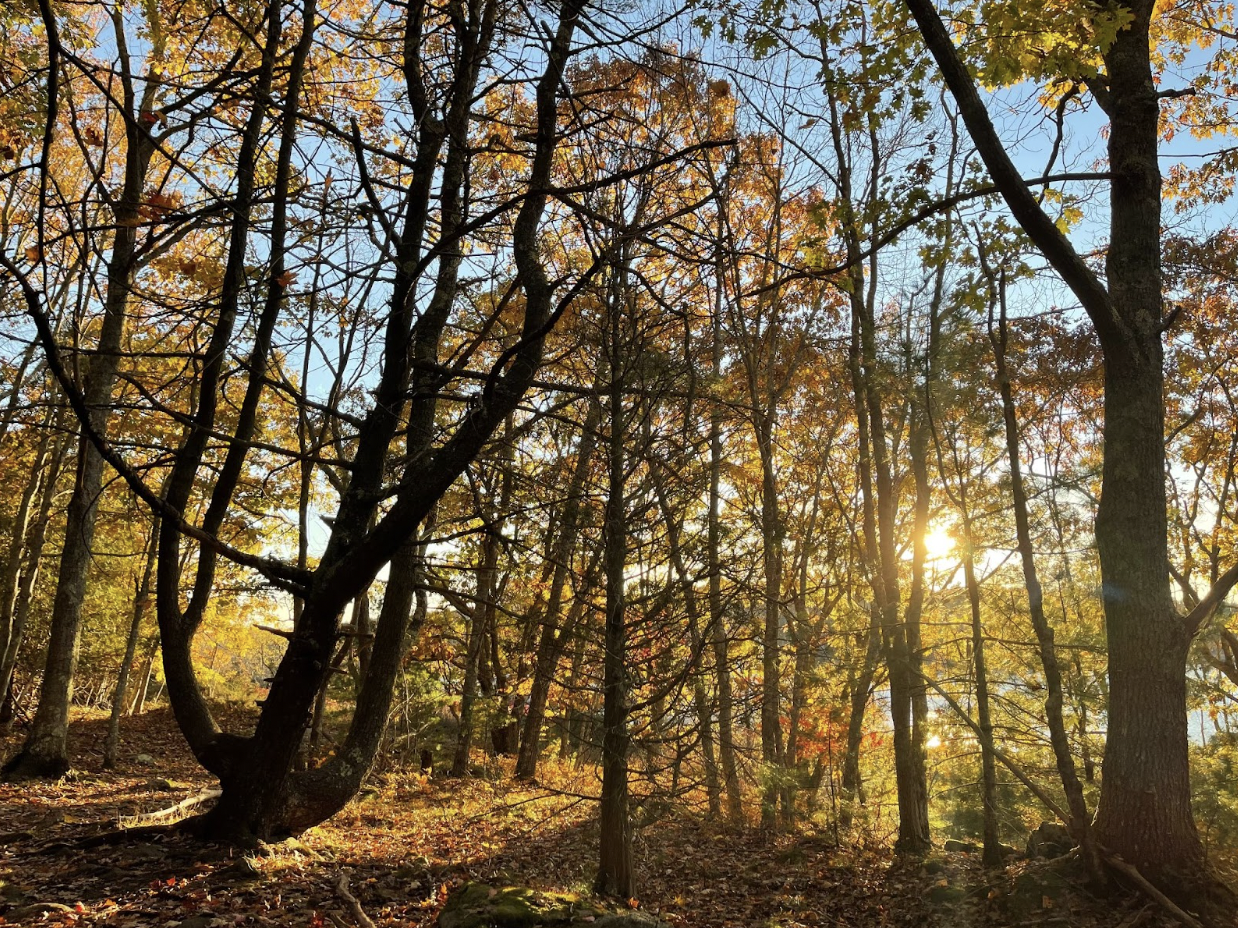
[517,403,599,778]
[982,257,1101,880]
[709,262,742,823]
[0,420,69,727]
[653,469,721,816]
[103,520,159,768]
[4,29,160,777]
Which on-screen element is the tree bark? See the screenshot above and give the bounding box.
[984,259,1101,880]
[709,266,742,823]
[196,0,585,839]
[0,420,69,725]
[961,528,1000,865]
[595,262,632,899]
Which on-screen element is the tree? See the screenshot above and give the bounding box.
[3,0,165,779]
[901,0,1238,884]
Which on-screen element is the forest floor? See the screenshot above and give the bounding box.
[0,706,1214,927]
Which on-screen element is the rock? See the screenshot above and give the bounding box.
[222,856,262,880]
[395,855,433,880]
[927,881,968,905]
[135,753,158,766]
[1025,822,1076,860]
[148,777,191,791]
[943,839,979,854]
[922,856,948,875]
[437,883,666,928]
[6,903,73,920]
[593,914,666,928]
[0,879,27,902]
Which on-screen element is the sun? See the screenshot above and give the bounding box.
[923,526,955,560]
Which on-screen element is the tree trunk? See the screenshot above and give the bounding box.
[985,260,1101,880]
[131,635,159,715]
[653,470,721,817]
[517,555,598,778]
[3,85,158,779]
[0,405,55,671]
[193,0,584,838]
[516,402,599,779]
[0,408,66,710]
[961,528,1000,865]
[758,417,785,830]
[452,568,492,777]
[103,520,159,768]
[558,628,588,761]
[824,43,930,847]
[840,609,880,828]
[904,0,1208,881]
[709,309,742,823]
[595,279,632,899]
[1090,3,1202,877]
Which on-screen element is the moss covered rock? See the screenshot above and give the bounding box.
[437,883,664,928]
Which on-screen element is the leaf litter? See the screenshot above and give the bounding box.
[0,709,1188,927]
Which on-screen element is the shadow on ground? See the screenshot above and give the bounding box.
[0,709,1196,927]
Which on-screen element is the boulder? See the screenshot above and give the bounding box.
[1025,822,1076,860]
[943,839,979,854]
[437,883,667,928]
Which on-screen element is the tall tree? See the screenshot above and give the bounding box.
[4,1,165,779]
[902,0,1238,882]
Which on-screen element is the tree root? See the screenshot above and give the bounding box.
[118,787,222,829]
[15,788,221,856]
[1104,856,1204,928]
[21,820,190,856]
[4,902,74,920]
[332,871,376,928]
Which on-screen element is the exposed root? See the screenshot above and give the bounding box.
[1104,856,1204,928]
[257,836,324,861]
[4,902,74,920]
[118,787,222,829]
[332,871,376,928]
[1,750,70,782]
[13,788,221,856]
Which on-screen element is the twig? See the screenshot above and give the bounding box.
[333,871,376,928]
